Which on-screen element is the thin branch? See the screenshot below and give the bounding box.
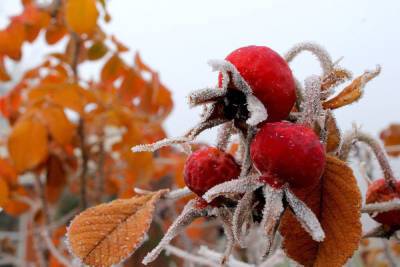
[165,245,220,267]
[78,119,88,210]
[361,199,400,213]
[41,231,72,267]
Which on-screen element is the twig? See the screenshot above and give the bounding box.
[382,240,397,267]
[165,245,220,267]
[78,119,88,210]
[197,246,254,267]
[41,231,72,267]
[361,199,400,213]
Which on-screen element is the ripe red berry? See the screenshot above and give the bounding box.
[366,178,400,226]
[184,147,240,198]
[250,121,326,188]
[219,45,296,122]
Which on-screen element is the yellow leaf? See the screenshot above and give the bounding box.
[41,106,75,145]
[8,119,48,173]
[65,0,99,35]
[323,66,380,110]
[280,156,362,267]
[0,178,10,207]
[67,190,166,267]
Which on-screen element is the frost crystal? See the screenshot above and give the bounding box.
[202,175,263,203]
[142,200,208,265]
[284,187,325,242]
[259,185,284,258]
[285,42,334,76]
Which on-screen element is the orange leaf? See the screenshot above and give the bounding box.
[45,155,67,203]
[280,156,362,267]
[45,23,67,45]
[134,53,153,73]
[0,57,11,82]
[323,66,380,110]
[2,187,30,216]
[0,158,18,185]
[380,124,400,157]
[111,35,129,53]
[8,119,49,173]
[65,0,99,35]
[41,106,75,145]
[67,190,166,267]
[0,178,10,207]
[0,20,25,60]
[87,41,108,60]
[101,54,127,83]
[118,69,146,104]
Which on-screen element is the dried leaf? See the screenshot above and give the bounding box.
[0,178,10,207]
[323,66,380,109]
[321,69,352,91]
[325,112,341,153]
[65,0,99,35]
[8,119,48,173]
[280,156,362,267]
[380,124,400,157]
[67,190,166,266]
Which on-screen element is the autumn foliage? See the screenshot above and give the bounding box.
[1,1,400,267]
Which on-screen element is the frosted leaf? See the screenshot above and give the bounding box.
[284,187,325,242]
[285,42,334,76]
[299,75,326,129]
[232,191,254,247]
[188,87,227,107]
[142,200,207,265]
[246,94,268,126]
[259,185,284,258]
[202,174,263,203]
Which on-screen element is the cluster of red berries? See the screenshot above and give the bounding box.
[184,46,326,202]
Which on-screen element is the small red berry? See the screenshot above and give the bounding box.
[219,45,296,122]
[184,147,240,198]
[366,178,400,226]
[250,121,326,188]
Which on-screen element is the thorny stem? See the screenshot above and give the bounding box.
[340,128,397,188]
[78,119,88,210]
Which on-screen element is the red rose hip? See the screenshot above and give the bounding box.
[219,45,296,122]
[250,121,326,188]
[366,178,400,226]
[184,147,240,197]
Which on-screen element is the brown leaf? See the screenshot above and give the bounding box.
[45,155,67,203]
[8,118,48,173]
[65,0,99,35]
[67,190,166,267]
[380,124,400,157]
[323,66,380,110]
[325,112,341,153]
[280,156,362,267]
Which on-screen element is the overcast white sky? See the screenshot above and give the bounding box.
[1,0,400,228]
[1,0,400,144]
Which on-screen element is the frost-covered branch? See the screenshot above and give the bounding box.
[362,199,400,213]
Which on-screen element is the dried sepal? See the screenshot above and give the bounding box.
[299,75,326,129]
[188,87,227,107]
[142,199,208,265]
[232,190,254,247]
[259,185,284,258]
[285,42,334,76]
[284,187,325,242]
[215,207,235,266]
[216,121,235,151]
[323,65,381,110]
[321,68,352,92]
[202,174,263,203]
